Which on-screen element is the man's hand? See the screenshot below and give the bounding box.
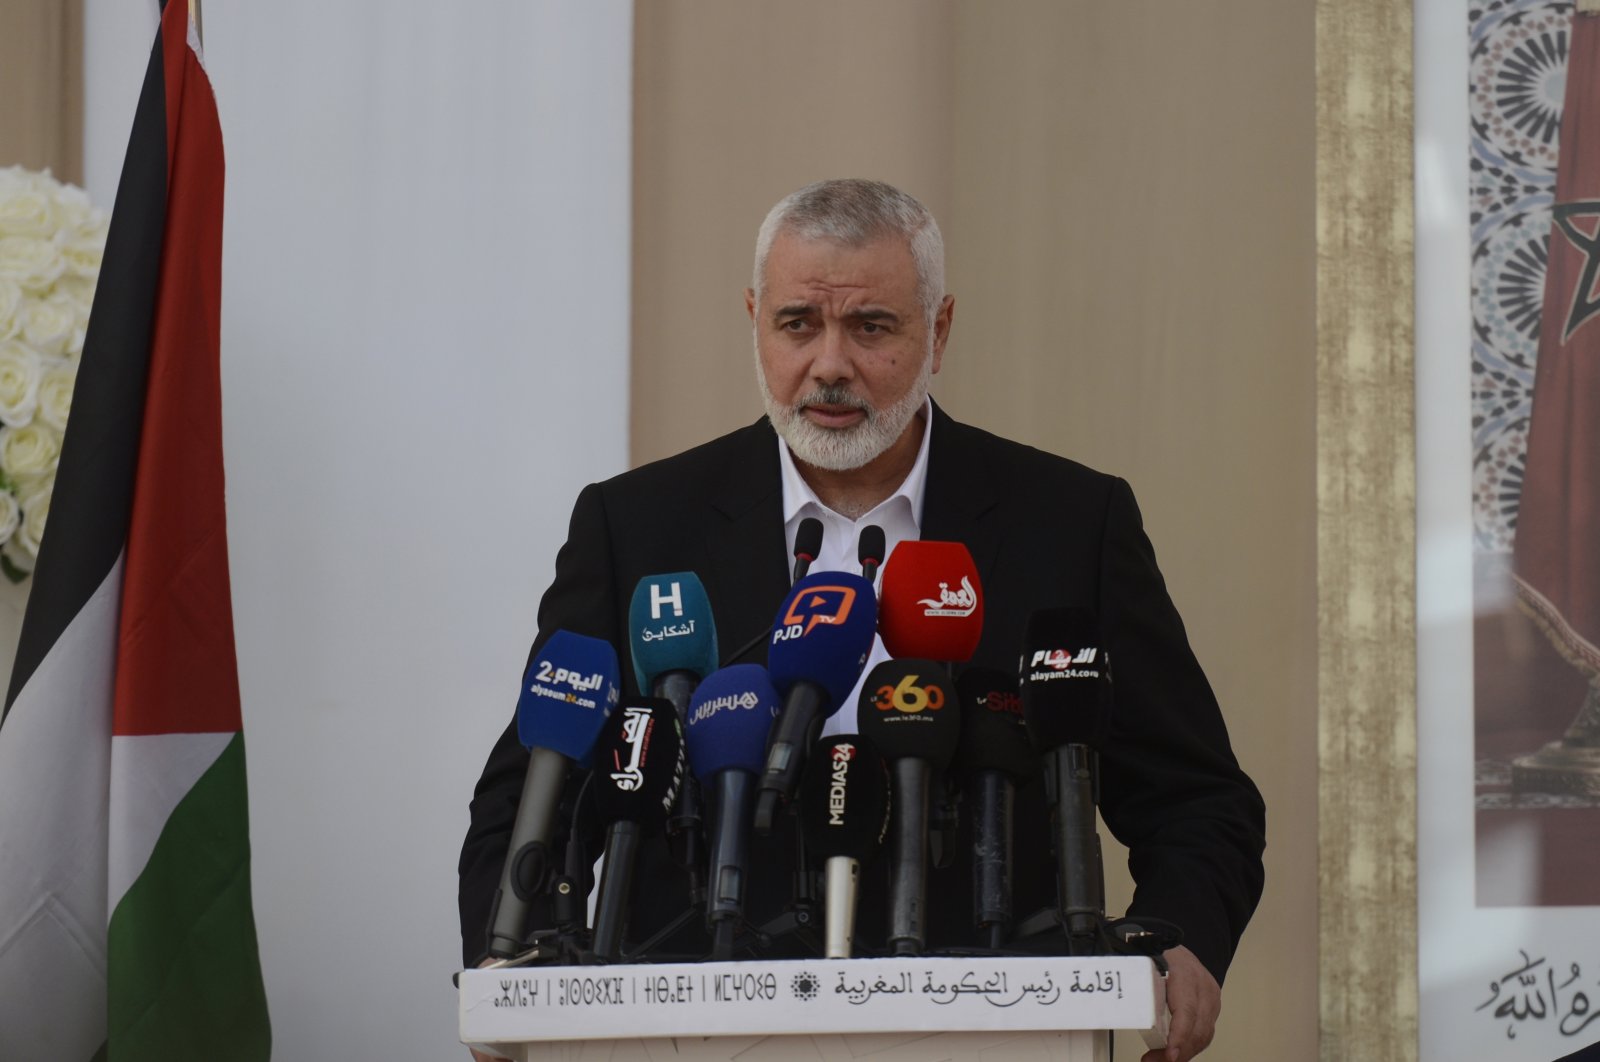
[1142,945,1220,1062]
[468,956,512,1061]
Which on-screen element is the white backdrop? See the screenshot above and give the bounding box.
[83,3,633,1059]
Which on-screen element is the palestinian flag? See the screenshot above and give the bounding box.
[0,3,271,1059]
[1515,10,1600,677]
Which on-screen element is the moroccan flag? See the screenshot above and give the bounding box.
[0,3,271,1059]
[1515,11,1600,679]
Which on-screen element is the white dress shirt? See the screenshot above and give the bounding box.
[777,397,933,737]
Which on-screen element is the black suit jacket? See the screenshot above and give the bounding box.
[459,404,1265,982]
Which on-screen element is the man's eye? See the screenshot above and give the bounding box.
[860,322,883,334]
[781,319,811,331]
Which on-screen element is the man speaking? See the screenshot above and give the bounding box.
[459,179,1265,1062]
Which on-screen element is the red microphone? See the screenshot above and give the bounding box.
[878,541,984,663]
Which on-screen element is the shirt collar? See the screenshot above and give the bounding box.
[777,395,933,526]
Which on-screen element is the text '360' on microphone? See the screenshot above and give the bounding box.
[792,517,824,583]
[754,572,877,834]
[857,659,960,956]
[954,667,1036,950]
[799,734,889,958]
[590,697,686,961]
[879,540,984,663]
[683,664,781,960]
[629,573,719,900]
[487,631,621,960]
[1019,606,1110,955]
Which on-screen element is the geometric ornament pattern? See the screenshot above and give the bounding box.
[1470,0,1570,551]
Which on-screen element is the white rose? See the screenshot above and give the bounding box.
[0,186,57,240]
[52,273,97,313]
[0,490,18,546]
[0,279,21,340]
[50,182,93,232]
[16,483,50,558]
[0,343,41,427]
[2,536,34,577]
[22,295,78,357]
[36,360,74,432]
[0,422,59,479]
[0,236,65,293]
[60,235,104,281]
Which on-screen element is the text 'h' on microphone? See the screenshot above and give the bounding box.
[629,572,719,901]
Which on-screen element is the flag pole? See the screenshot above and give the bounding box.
[189,0,203,44]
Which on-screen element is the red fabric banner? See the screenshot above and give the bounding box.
[1514,12,1600,677]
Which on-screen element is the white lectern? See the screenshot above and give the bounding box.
[460,955,1169,1062]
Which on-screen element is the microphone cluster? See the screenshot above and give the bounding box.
[481,526,1127,969]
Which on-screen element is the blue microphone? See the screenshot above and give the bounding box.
[684,664,781,958]
[754,572,877,833]
[487,630,621,959]
[628,572,719,696]
[628,573,720,903]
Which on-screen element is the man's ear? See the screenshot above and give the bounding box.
[931,294,955,373]
[745,288,757,323]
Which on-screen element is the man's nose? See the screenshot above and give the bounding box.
[810,324,855,385]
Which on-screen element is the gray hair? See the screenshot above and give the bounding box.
[752,178,945,324]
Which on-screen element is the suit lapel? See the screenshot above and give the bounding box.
[919,402,1005,601]
[705,419,790,666]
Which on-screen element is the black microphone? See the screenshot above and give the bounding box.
[799,735,890,958]
[589,698,686,961]
[954,667,1036,949]
[1018,607,1110,955]
[856,659,960,955]
[857,524,886,584]
[628,574,720,904]
[792,516,824,583]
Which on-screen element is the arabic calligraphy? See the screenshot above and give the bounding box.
[1476,951,1600,1039]
[836,970,914,1004]
[640,619,696,643]
[830,967,1118,1008]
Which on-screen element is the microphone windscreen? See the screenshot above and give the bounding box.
[878,540,984,662]
[516,630,622,759]
[683,664,780,781]
[857,524,886,570]
[855,659,961,767]
[628,572,719,691]
[767,572,877,711]
[592,697,686,829]
[798,734,890,861]
[794,517,824,565]
[1018,607,1109,750]
[953,666,1036,784]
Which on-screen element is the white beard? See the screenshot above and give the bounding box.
[754,345,932,472]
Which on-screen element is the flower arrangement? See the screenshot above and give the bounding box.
[0,166,105,582]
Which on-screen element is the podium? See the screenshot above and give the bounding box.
[459,955,1169,1062]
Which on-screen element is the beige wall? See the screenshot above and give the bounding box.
[632,4,1317,1060]
[0,0,83,183]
